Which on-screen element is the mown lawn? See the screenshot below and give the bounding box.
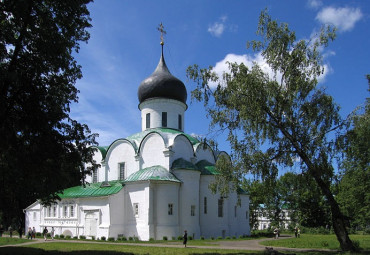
[0,242,262,255]
[0,237,34,246]
[260,234,370,251]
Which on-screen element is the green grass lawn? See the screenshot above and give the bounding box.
[0,237,34,246]
[0,242,262,255]
[260,234,370,251]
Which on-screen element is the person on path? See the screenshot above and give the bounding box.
[273,227,279,239]
[183,230,188,248]
[294,226,298,238]
[27,227,32,239]
[297,228,301,238]
[32,227,36,239]
[51,227,55,240]
[8,226,13,238]
[43,227,48,241]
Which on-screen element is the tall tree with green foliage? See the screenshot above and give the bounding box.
[187,10,355,251]
[337,75,370,230]
[0,0,97,234]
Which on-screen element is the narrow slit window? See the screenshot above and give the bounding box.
[162,112,167,127]
[146,113,150,129]
[119,163,125,180]
[178,114,182,130]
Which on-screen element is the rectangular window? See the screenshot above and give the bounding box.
[93,168,98,183]
[146,113,150,129]
[191,205,195,216]
[33,212,37,221]
[119,163,125,180]
[162,112,167,127]
[64,206,68,217]
[204,197,207,214]
[70,205,74,217]
[168,203,173,215]
[133,203,139,217]
[218,199,223,217]
[53,206,57,217]
[178,114,182,130]
[48,207,51,217]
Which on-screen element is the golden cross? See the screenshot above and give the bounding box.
[157,23,166,45]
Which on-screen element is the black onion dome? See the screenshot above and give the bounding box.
[138,50,187,104]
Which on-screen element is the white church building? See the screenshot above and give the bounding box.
[24,43,251,240]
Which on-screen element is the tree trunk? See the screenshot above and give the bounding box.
[311,169,356,251]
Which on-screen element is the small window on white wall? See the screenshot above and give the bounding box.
[33,212,37,220]
[218,199,223,217]
[64,206,68,217]
[204,197,207,214]
[168,203,173,215]
[146,113,150,129]
[191,205,195,216]
[92,168,98,183]
[133,203,139,217]
[53,206,57,217]
[70,205,74,217]
[118,163,125,180]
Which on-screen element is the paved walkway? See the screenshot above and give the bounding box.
[0,235,338,253]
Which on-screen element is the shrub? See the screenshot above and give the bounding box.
[189,236,193,240]
[59,234,64,239]
[36,232,42,237]
[128,236,133,241]
[172,236,176,240]
[239,235,243,239]
[101,236,106,241]
[211,236,215,240]
[352,240,360,250]
[133,236,139,241]
[217,236,223,240]
[80,235,86,240]
[73,236,78,239]
[108,237,115,242]
[54,234,59,239]
[149,237,154,242]
[232,236,236,239]
[226,236,231,239]
[66,235,71,239]
[163,236,168,240]
[177,236,183,240]
[200,236,205,240]
[122,236,127,241]
[91,236,95,240]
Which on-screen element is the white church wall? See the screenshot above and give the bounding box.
[108,190,125,238]
[124,182,150,240]
[195,145,215,164]
[238,195,250,236]
[85,149,104,183]
[199,175,229,238]
[25,202,42,233]
[78,197,110,239]
[106,140,137,181]
[170,135,194,165]
[174,169,201,239]
[140,133,167,170]
[139,98,186,131]
[152,182,180,240]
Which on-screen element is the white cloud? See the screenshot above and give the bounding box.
[208,15,237,37]
[209,52,330,89]
[208,22,226,37]
[307,0,322,9]
[316,7,363,32]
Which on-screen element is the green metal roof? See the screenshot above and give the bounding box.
[58,181,124,199]
[196,160,220,175]
[124,165,181,183]
[171,158,198,171]
[126,128,200,146]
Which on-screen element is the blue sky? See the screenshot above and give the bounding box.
[71,0,370,153]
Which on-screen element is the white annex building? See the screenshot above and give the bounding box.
[24,43,251,240]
